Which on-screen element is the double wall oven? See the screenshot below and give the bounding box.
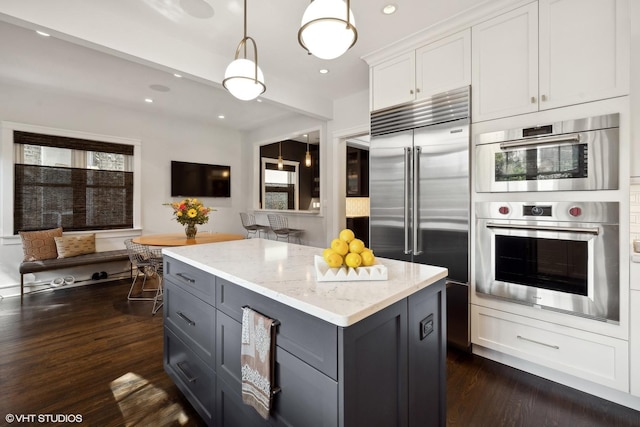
[475,114,620,323]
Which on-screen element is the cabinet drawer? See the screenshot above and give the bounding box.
[217,331,339,427]
[164,256,215,304]
[216,277,338,379]
[216,310,243,388]
[164,328,216,425]
[471,305,629,391]
[164,280,215,366]
[270,346,338,427]
[216,377,266,427]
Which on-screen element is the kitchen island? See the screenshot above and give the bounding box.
[162,238,448,427]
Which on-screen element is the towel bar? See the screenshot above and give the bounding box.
[242,305,281,327]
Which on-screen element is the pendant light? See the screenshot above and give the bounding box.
[278,142,284,170]
[298,0,357,60]
[222,0,265,101]
[305,134,312,167]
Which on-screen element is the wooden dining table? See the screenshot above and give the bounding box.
[132,232,245,247]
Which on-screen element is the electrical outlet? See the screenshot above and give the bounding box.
[420,314,434,340]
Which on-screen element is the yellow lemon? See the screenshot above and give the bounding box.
[345,252,362,268]
[326,252,344,268]
[348,238,365,254]
[360,249,376,266]
[331,238,349,256]
[339,228,355,243]
[323,248,335,262]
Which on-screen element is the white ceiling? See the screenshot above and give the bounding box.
[0,0,491,131]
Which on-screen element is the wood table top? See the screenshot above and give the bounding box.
[132,232,245,247]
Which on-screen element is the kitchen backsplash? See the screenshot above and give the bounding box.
[630,184,640,242]
[345,197,370,217]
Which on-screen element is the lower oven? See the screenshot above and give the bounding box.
[476,201,619,323]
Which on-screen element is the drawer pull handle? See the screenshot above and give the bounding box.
[517,335,559,350]
[177,311,196,326]
[176,361,197,383]
[176,272,196,283]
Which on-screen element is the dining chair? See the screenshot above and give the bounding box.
[124,239,162,313]
[267,214,303,244]
[149,246,164,315]
[239,212,269,239]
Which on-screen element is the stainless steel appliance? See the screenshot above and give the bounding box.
[476,201,619,323]
[370,86,470,349]
[476,113,619,193]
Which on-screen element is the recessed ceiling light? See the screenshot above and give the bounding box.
[144,98,154,103]
[180,0,215,19]
[319,69,329,74]
[36,30,50,37]
[149,84,170,92]
[382,4,397,15]
[218,115,225,119]
[173,73,182,78]
[256,98,262,103]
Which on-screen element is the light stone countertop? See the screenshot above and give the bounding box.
[162,238,448,327]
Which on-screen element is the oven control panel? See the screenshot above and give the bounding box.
[523,205,552,217]
[477,201,618,224]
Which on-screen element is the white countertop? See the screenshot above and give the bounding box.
[163,238,448,327]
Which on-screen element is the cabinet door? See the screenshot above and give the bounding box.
[415,29,471,99]
[472,3,539,122]
[371,52,415,111]
[539,0,629,110]
[631,291,640,397]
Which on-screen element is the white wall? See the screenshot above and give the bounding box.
[0,80,248,297]
[243,114,330,248]
[327,90,370,239]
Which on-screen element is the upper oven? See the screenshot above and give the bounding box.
[475,113,619,193]
[476,201,619,323]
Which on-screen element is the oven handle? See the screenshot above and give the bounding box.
[499,134,580,150]
[486,222,599,235]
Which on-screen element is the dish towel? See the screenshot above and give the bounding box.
[241,307,276,420]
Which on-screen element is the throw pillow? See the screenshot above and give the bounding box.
[19,227,63,262]
[54,234,96,259]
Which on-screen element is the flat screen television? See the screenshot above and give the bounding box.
[171,161,231,198]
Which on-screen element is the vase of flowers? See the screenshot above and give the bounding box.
[164,198,215,239]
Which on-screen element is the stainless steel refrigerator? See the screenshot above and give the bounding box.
[369,86,470,350]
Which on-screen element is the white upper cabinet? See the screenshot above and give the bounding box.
[473,0,630,122]
[371,29,471,112]
[472,3,538,121]
[539,0,629,110]
[415,30,471,100]
[371,53,415,111]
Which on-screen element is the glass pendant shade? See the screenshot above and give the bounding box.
[277,155,284,170]
[305,150,311,167]
[223,0,266,101]
[298,0,357,60]
[223,58,265,101]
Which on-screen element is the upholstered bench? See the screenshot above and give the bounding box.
[19,249,130,301]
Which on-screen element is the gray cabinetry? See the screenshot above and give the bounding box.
[163,255,446,427]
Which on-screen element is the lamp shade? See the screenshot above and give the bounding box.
[223,58,266,101]
[299,0,357,60]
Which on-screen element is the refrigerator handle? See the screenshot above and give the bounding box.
[413,146,422,255]
[404,147,411,255]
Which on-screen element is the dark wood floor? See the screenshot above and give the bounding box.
[1,280,639,427]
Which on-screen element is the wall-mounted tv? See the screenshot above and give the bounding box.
[171,161,231,198]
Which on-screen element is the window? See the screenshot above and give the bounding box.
[13,131,134,234]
